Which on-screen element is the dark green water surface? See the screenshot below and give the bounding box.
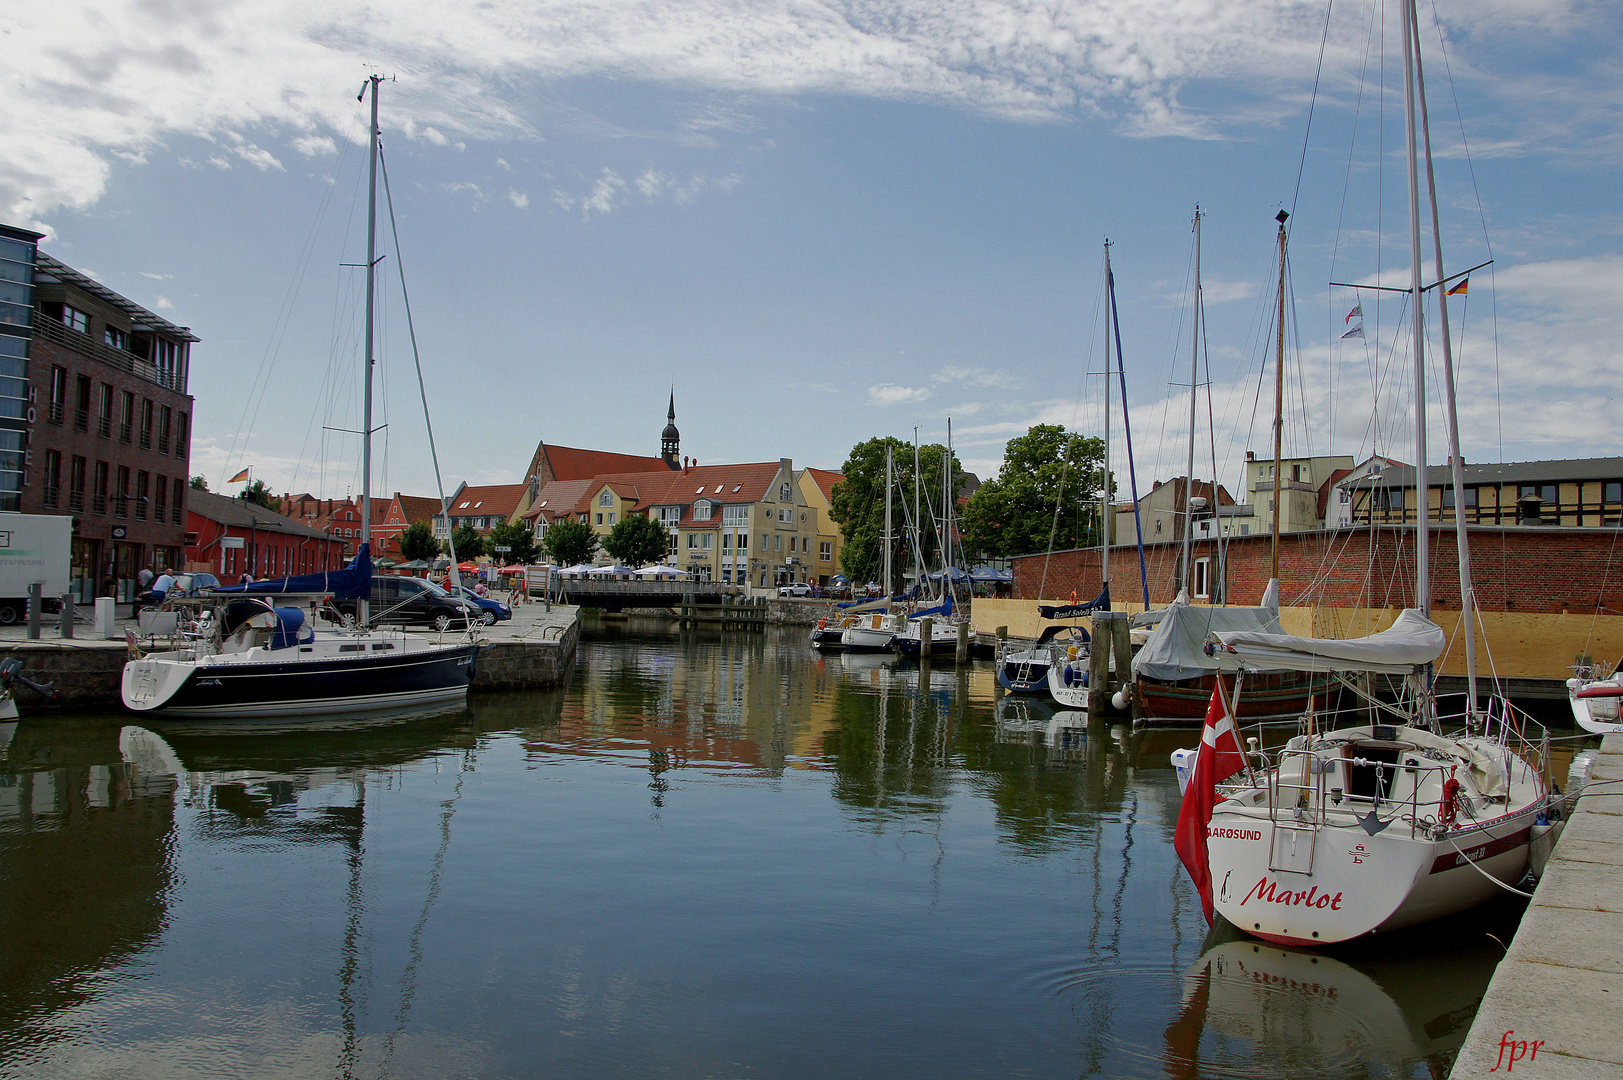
[0,621,1523,1078]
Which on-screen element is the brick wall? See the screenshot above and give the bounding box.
[1014,526,1623,615]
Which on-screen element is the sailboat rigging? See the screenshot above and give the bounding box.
[121,76,483,718]
[1177,0,1559,945]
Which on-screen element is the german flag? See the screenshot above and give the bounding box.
[229,467,251,484]
[1446,277,1469,296]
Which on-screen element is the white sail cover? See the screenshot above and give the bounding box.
[1210,608,1445,675]
[1130,605,1288,681]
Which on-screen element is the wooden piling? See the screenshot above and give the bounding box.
[919,617,933,671]
[955,619,969,663]
[1091,611,1128,713]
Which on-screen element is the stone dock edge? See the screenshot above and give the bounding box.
[0,605,581,708]
[1451,732,1623,1078]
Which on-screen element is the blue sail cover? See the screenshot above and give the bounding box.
[1037,585,1110,620]
[213,544,375,601]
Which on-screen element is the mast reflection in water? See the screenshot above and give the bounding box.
[0,622,1519,1078]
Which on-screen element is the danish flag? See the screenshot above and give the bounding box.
[1173,680,1249,923]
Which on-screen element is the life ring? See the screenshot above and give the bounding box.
[818,617,827,630]
[1070,591,1078,605]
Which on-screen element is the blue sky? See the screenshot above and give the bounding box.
[7,0,1621,505]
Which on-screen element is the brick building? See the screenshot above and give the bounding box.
[185,489,347,580]
[1,227,195,601]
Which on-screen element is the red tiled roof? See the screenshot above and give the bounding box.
[573,462,794,527]
[802,467,845,502]
[524,479,597,522]
[395,494,446,524]
[543,445,674,481]
[449,483,528,518]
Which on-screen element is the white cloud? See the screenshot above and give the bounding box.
[155,295,172,310]
[293,134,337,157]
[579,168,627,219]
[140,271,172,280]
[932,365,1005,388]
[867,384,932,406]
[507,188,530,209]
[6,1,1614,224]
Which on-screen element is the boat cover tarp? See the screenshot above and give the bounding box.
[837,597,891,612]
[214,545,374,602]
[269,607,314,650]
[1131,604,1287,681]
[1210,608,1446,676]
[1038,585,1111,620]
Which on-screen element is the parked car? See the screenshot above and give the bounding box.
[451,585,512,625]
[328,575,482,631]
[777,581,812,597]
[172,572,221,597]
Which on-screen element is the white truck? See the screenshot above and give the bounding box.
[0,514,71,625]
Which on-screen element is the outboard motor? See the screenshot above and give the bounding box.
[0,657,56,700]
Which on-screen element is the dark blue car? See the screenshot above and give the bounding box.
[452,585,511,625]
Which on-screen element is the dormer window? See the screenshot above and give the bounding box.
[694,500,713,521]
[599,490,613,507]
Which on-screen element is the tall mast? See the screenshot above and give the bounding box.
[360,74,382,626]
[884,446,893,598]
[913,430,923,592]
[941,414,947,607]
[1412,0,1478,714]
[1101,241,1112,597]
[1272,210,1288,586]
[1402,0,1429,616]
[1181,208,1201,601]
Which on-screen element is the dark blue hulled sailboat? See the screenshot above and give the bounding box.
[122,78,482,720]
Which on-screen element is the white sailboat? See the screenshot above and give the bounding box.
[121,77,482,719]
[1564,661,1623,735]
[841,445,903,653]
[1183,1,1559,947]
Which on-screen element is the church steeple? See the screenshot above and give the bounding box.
[661,389,680,468]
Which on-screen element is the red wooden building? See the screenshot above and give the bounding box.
[185,489,348,579]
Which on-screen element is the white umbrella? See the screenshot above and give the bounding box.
[634,565,690,578]
[587,565,635,576]
[559,563,596,576]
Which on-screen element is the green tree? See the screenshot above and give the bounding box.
[398,520,440,562]
[830,437,962,593]
[449,523,486,560]
[542,517,599,567]
[959,425,1107,559]
[241,478,279,511]
[603,514,670,568]
[190,475,210,492]
[486,520,538,565]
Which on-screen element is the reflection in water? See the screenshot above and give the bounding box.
[0,624,1534,1079]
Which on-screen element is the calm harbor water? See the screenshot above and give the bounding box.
[0,619,1529,1079]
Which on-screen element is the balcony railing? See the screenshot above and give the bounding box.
[73,407,88,432]
[97,414,110,438]
[113,497,127,520]
[68,490,83,512]
[41,485,59,509]
[172,504,182,525]
[31,315,188,394]
[139,430,152,450]
[134,498,147,521]
[119,423,131,444]
[92,494,106,515]
[46,401,62,424]
[158,435,169,454]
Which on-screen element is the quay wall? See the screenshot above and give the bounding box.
[1450,733,1623,1078]
[0,606,581,708]
[970,597,1623,689]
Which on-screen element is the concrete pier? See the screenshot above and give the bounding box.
[0,602,580,708]
[1451,733,1623,1078]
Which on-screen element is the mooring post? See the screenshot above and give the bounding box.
[919,617,933,671]
[60,593,74,639]
[955,619,969,663]
[1090,611,1128,713]
[27,582,41,640]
